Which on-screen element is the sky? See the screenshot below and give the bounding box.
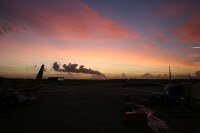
[0,0,200,79]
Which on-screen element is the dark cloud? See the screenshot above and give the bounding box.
[52,62,60,71]
[0,0,28,36]
[0,22,26,36]
[140,73,155,79]
[91,74,107,80]
[63,63,78,73]
[121,73,128,79]
[52,62,105,76]
[194,71,200,77]
[139,73,191,79]
[196,71,200,76]
[0,23,13,35]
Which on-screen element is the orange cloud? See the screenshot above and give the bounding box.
[1,0,199,78]
[131,43,200,70]
[142,44,160,51]
[0,39,182,69]
[1,38,198,78]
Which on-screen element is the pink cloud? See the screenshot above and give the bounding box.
[155,1,200,17]
[1,0,199,76]
[154,33,178,43]
[175,17,200,43]
[142,44,161,51]
[157,4,185,17]
[0,22,27,36]
[3,0,138,41]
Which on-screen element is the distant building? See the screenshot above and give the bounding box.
[48,77,64,81]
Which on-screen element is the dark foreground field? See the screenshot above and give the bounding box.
[0,82,200,133]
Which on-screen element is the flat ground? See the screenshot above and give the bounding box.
[0,82,200,133]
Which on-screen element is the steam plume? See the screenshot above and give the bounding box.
[52,62,105,76]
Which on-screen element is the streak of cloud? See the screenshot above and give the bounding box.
[186,53,200,66]
[91,74,107,80]
[0,23,13,35]
[0,0,138,41]
[157,3,185,17]
[0,23,19,35]
[175,17,200,43]
[1,0,200,78]
[139,73,191,79]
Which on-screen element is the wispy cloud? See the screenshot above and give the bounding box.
[175,17,200,43]
[1,0,200,78]
[0,23,26,36]
[186,53,200,66]
[157,4,185,17]
[0,0,138,41]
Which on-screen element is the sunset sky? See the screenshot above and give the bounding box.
[0,0,200,79]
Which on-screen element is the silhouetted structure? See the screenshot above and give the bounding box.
[48,77,64,81]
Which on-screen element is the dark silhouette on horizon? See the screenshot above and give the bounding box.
[52,62,106,77]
